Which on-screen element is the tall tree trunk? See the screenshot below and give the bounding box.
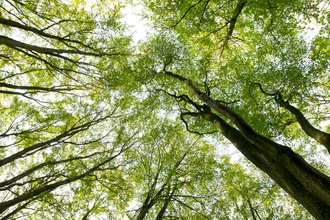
[136,195,155,220]
[155,186,177,220]
[202,112,330,220]
[162,70,330,220]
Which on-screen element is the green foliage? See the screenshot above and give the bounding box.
[1,0,330,219]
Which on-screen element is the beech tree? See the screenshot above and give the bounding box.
[1,0,330,219]
[0,0,135,218]
[125,122,220,219]
[132,0,330,219]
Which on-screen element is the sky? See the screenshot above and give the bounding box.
[122,1,149,44]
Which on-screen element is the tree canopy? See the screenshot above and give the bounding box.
[1,0,330,219]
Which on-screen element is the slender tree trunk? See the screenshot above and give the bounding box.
[0,35,129,56]
[136,195,156,220]
[277,98,330,153]
[247,199,257,220]
[155,187,177,220]
[0,149,125,214]
[0,115,110,167]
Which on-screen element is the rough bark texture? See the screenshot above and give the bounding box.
[162,70,330,220]
[203,112,330,220]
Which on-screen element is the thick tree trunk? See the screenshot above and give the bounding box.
[203,112,330,220]
[162,70,330,219]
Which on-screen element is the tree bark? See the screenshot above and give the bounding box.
[203,112,330,220]
[0,17,91,49]
[136,195,157,220]
[162,70,330,219]
[155,187,176,220]
[277,97,330,153]
[0,35,129,56]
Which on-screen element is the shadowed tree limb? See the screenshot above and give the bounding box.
[0,17,98,52]
[168,0,205,28]
[201,111,330,220]
[253,82,330,153]
[0,199,35,220]
[276,94,330,153]
[136,150,190,220]
[0,151,107,189]
[82,199,98,220]
[247,199,257,220]
[0,35,132,57]
[0,112,114,167]
[156,68,330,219]
[0,140,134,215]
[224,0,247,41]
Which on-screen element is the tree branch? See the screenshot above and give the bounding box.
[275,94,330,153]
[0,35,131,57]
[169,0,205,28]
[0,141,132,214]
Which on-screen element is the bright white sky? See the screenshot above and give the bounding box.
[122,3,149,44]
[64,0,148,43]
